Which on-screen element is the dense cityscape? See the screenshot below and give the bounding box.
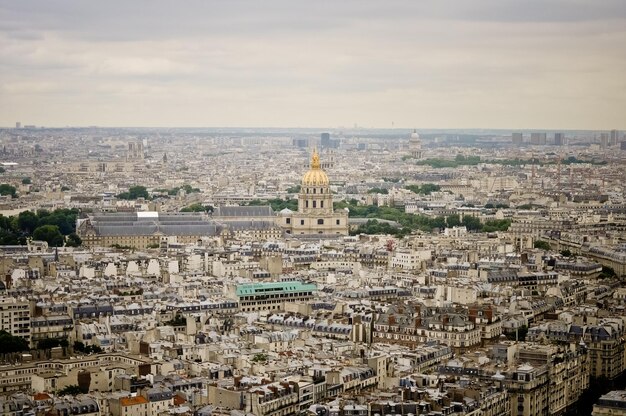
[0,126,624,416]
[2,0,626,415]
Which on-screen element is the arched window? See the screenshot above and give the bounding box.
[313,201,317,208]
[317,219,324,225]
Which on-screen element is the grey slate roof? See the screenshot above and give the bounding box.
[213,205,275,217]
[86,212,223,236]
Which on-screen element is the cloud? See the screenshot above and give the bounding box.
[0,0,625,128]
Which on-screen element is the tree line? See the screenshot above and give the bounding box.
[0,208,82,247]
[118,185,201,200]
[407,154,606,169]
[337,201,511,237]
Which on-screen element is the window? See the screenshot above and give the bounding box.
[300,220,305,225]
[317,219,324,225]
[320,201,324,208]
[313,201,317,208]
[286,218,290,224]
[336,219,340,225]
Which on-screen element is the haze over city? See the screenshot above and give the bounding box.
[1,0,625,129]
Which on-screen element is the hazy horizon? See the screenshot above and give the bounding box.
[1,0,625,130]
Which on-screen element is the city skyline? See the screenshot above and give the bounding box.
[1,0,625,129]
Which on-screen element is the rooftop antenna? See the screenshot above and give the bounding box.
[531,153,536,190]
[569,165,573,191]
[556,154,562,189]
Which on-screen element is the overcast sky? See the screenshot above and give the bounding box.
[1,0,625,129]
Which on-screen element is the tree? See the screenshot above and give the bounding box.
[0,330,29,355]
[446,214,461,228]
[367,187,389,194]
[17,211,39,233]
[251,353,268,362]
[182,184,201,194]
[37,208,79,235]
[0,167,5,173]
[165,315,186,326]
[534,240,551,251]
[58,385,82,396]
[88,345,103,354]
[117,185,149,200]
[599,266,617,279]
[0,184,17,198]
[73,341,102,354]
[37,337,61,350]
[404,184,441,195]
[560,249,572,257]
[405,185,421,194]
[504,325,528,341]
[482,219,511,232]
[462,216,482,231]
[33,225,64,247]
[21,177,31,185]
[244,198,298,212]
[419,183,441,195]
[65,233,82,247]
[180,203,210,212]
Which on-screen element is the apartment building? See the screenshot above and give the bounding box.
[0,297,31,343]
[234,281,317,312]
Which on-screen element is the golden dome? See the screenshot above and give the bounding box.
[302,149,329,186]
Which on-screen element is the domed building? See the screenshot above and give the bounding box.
[409,129,422,159]
[278,149,348,236]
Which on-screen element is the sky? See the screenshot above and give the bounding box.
[0,0,625,129]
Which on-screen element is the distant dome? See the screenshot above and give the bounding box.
[410,129,420,141]
[302,149,330,186]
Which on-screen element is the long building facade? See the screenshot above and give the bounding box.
[76,212,224,249]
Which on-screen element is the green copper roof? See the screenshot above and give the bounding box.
[236,281,317,297]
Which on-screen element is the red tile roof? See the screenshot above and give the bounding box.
[33,392,51,401]
[120,396,149,406]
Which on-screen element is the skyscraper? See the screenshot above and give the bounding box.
[15,122,21,129]
[320,132,330,148]
[610,130,619,146]
[600,133,609,149]
[512,132,523,145]
[292,137,309,148]
[530,133,547,145]
[554,133,564,146]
